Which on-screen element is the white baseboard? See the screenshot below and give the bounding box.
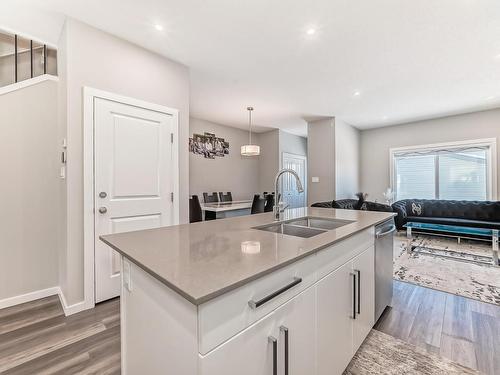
[57,289,90,316]
[0,287,60,310]
[0,286,93,317]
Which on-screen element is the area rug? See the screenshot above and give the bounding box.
[344,330,479,375]
[393,233,500,305]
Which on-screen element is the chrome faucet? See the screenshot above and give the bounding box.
[273,168,304,220]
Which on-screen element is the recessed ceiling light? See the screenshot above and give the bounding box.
[154,24,164,31]
[353,91,361,97]
[485,96,495,100]
[306,28,316,36]
[382,115,388,120]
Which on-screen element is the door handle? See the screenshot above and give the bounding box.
[350,272,356,319]
[99,191,107,198]
[280,326,289,375]
[355,269,361,315]
[269,336,277,375]
[98,207,108,214]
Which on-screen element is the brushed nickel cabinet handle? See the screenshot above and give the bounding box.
[280,326,289,375]
[269,336,277,375]
[355,269,361,315]
[248,277,302,309]
[350,272,356,319]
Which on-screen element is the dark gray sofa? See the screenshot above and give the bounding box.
[311,199,393,212]
[391,199,500,231]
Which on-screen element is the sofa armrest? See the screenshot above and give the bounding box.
[391,200,408,230]
[311,201,334,208]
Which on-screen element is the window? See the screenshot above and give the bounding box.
[391,140,496,201]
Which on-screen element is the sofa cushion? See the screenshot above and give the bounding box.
[406,216,500,231]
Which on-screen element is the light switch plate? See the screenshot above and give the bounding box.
[312,177,320,183]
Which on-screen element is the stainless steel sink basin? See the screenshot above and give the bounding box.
[287,217,354,230]
[254,223,327,238]
[253,216,354,238]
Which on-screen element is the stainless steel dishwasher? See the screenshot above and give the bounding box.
[374,218,396,322]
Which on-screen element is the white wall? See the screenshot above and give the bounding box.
[0,79,59,300]
[189,117,260,200]
[360,108,500,202]
[307,118,335,205]
[58,18,190,305]
[335,119,360,199]
[257,129,280,192]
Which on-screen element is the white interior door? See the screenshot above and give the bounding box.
[94,97,176,303]
[281,152,307,209]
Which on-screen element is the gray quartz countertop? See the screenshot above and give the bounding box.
[100,207,395,305]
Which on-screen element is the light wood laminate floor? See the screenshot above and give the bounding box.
[1,281,498,374]
[0,296,120,374]
[375,280,500,375]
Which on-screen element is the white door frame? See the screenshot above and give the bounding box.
[281,152,307,206]
[83,87,180,310]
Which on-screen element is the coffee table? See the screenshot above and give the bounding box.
[404,222,499,267]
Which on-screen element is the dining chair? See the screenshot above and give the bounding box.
[203,192,219,203]
[264,193,275,213]
[251,194,266,214]
[219,192,233,202]
[189,195,203,223]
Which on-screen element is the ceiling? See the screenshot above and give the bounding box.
[2,0,500,136]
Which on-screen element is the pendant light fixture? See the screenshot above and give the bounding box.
[241,106,260,156]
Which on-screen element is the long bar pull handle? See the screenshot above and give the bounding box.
[376,225,396,238]
[269,336,277,375]
[249,277,302,309]
[350,272,356,319]
[355,269,361,315]
[280,326,289,375]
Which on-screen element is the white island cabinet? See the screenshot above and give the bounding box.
[119,226,377,375]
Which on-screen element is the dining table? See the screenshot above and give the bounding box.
[200,200,253,219]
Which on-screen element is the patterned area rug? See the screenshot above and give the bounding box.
[344,330,479,375]
[393,233,500,305]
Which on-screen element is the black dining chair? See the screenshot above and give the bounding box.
[219,192,233,202]
[251,194,266,214]
[264,193,275,213]
[189,195,203,223]
[203,192,219,203]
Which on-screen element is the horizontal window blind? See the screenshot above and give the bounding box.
[394,146,489,201]
[438,150,486,200]
[395,155,435,200]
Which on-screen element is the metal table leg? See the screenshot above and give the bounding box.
[406,226,413,254]
[493,230,499,267]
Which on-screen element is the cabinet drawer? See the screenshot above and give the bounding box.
[316,228,374,280]
[198,254,317,354]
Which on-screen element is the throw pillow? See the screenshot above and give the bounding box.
[410,201,424,216]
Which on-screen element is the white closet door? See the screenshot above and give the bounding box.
[94,97,175,303]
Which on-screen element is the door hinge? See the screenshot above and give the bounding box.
[171,133,174,143]
[171,192,174,202]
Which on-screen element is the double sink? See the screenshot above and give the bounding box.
[253,216,354,238]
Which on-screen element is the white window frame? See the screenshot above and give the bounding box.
[389,138,497,201]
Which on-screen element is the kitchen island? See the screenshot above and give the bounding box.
[101,207,395,375]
